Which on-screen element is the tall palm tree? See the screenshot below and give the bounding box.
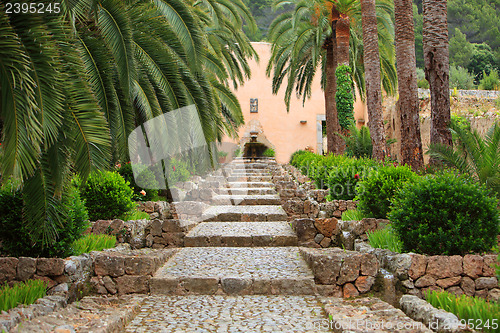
[360,0,386,161]
[267,0,396,155]
[427,121,500,197]
[423,0,452,154]
[393,0,424,169]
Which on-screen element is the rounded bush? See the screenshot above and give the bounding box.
[388,172,499,255]
[356,165,417,219]
[118,163,159,201]
[0,183,89,257]
[80,171,135,221]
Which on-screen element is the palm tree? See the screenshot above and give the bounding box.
[360,0,386,161]
[427,121,500,197]
[393,0,424,169]
[422,0,452,153]
[267,0,396,154]
[0,0,256,248]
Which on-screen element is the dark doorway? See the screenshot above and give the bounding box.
[243,142,269,159]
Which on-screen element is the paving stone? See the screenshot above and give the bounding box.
[226,181,274,188]
[216,187,277,195]
[212,194,280,205]
[185,222,297,247]
[226,175,273,182]
[202,205,287,222]
[125,295,332,332]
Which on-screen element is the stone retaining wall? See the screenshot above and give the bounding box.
[0,255,93,300]
[90,249,176,295]
[300,248,379,298]
[355,241,500,302]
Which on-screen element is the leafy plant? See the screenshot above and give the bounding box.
[80,171,135,221]
[263,148,276,157]
[328,157,379,200]
[121,209,150,221]
[367,225,402,253]
[117,163,159,202]
[336,65,355,130]
[449,65,475,90]
[341,209,367,221]
[340,124,373,158]
[427,121,500,197]
[71,234,117,256]
[166,158,192,185]
[356,165,418,218]
[0,181,89,258]
[389,172,499,255]
[426,290,500,333]
[0,280,47,312]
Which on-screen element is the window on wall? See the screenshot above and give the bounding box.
[250,98,258,113]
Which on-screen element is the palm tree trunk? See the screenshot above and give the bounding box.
[325,36,344,155]
[423,0,452,153]
[394,0,424,169]
[360,0,386,161]
[336,16,350,66]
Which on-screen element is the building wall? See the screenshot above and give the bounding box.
[223,42,367,164]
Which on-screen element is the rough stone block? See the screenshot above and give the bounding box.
[291,218,317,243]
[314,218,339,238]
[17,257,36,281]
[436,276,461,289]
[116,275,149,294]
[482,255,497,276]
[415,275,437,288]
[221,277,252,295]
[475,277,498,290]
[0,257,18,283]
[337,254,361,285]
[181,277,218,294]
[149,278,179,295]
[409,254,427,280]
[426,256,463,279]
[94,254,125,277]
[360,254,379,277]
[37,258,65,276]
[463,254,483,278]
[342,283,359,298]
[124,256,156,276]
[355,276,375,294]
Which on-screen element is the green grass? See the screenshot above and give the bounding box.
[121,208,150,221]
[367,225,403,253]
[426,290,500,333]
[71,234,117,256]
[0,280,47,312]
[341,209,367,221]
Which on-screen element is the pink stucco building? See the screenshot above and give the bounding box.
[222,43,368,163]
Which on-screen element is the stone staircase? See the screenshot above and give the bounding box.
[150,159,312,295]
[11,158,433,332]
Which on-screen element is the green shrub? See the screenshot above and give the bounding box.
[166,158,192,185]
[341,209,367,221]
[263,148,275,157]
[426,290,500,333]
[0,280,47,312]
[80,171,135,221]
[327,157,379,200]
[367,225,403,253]
[0,182,89,258]
[356,165,418,219]
[417,68,429,88]
[449,65,475,90]
[388,172,499,255]
[72,234,117,256]
[117,163,159,202]
[479,69,499,90]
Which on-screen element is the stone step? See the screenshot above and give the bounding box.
[125,295,331,332]
[226,175,272,182]
[321,297,433,332]
[212,194,280,205]
[202,205,287,222]
[184,222,297,247]
[215,187,277,195]
[226,181,274,188]
[150,247,316,295]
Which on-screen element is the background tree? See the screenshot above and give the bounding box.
[449,28,473,69]
[394,0,424,169]
[361,0,386,161]
[423,0,452,151]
